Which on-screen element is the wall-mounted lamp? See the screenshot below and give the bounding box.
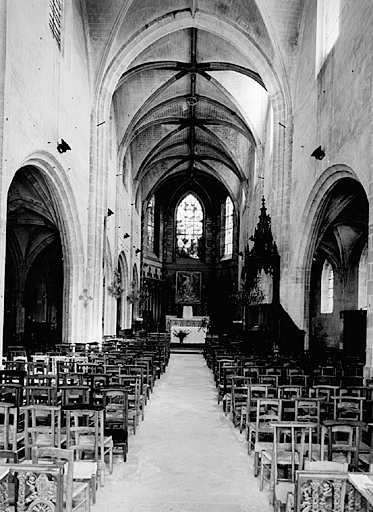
[311,146,325,160]
[107,208,114,217]
[57,139,71,153]
[123,233,130,239]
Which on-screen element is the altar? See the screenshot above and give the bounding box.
[166,314,209,344]
[168,272,209,344]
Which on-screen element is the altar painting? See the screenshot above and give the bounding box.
[175,271,201,304]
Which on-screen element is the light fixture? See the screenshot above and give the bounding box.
[311,146,325,160]
[135,248,141,254]
[57,139,71,153]
[123,233,130,239]
[107,208,114,217]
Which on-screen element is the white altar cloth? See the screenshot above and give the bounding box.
[166,315,209,344]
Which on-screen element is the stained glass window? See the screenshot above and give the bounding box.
[224,197,233,257]
[147,195,155,251]
[176,194,203,259]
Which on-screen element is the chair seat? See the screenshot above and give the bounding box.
[32,433,67,447]
[73,461,98,479]
[249,422,273,434]
[254,441,273,453]
[262,449,300,465]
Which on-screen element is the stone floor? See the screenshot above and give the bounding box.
[92,353,272,512]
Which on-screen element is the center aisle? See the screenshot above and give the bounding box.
[93,353,272,512]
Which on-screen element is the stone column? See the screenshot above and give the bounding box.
[0,0,8,366]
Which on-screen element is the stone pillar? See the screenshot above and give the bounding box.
[364,199,373,381]
[0,0,8,366]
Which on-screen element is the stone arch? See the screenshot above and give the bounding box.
[6,152,85,347]
[294,165,367,350]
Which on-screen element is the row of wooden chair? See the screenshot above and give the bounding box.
[205,341,373,510]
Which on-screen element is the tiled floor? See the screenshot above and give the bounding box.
[92,353,272,512]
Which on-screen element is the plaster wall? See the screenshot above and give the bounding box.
[0,1,92,344]
[285,0,373,332]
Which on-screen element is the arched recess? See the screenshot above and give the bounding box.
[4,156,84,353]
[296,168,368,359]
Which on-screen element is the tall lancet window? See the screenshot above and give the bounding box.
[358,244,368,310]
[223,196,234,258]
[176,194,203,259]
[147,195,155,251]
[321,260,334,313]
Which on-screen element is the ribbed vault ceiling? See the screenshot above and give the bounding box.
[84,0,304,198]
[114,26,269,197]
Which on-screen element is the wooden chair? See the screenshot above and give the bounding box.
[240,384,270,437]
[332,394,365,421]
[230,376,251,426]
[0,402,25,462]
[101,388,129,461]
[115,374,143,433]
[0,461,64,511]
[59,372,86,386]
[62,403,113,486]
[290,467,351,512]
[60,385,91,406]
[294,397,323,442]
[124,366,148,406]
[0,369,27,385]
[32,446,91,512]
[21,404,64,458]
[25,385,58,406]
[309,385,340,421]
[248,398,282,476]
[0,383,24,407]
[278,386,304,421]
[27,361,49,375]
[320,419,366,471]
[260,422,316,507]
[260,421,316,503]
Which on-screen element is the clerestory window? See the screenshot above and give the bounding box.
[316,0,340,74]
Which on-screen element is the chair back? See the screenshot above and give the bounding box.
[255,398,282,439]
[21,404,62,458]
[0,462,64,511]
[0,402,22,461]
[32,446,75,512]
[294,469,348,512]
[62,404,104,463]
[321,419,365,471]
[295,398,323,441]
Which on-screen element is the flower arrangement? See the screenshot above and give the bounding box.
[173,329,190,344]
